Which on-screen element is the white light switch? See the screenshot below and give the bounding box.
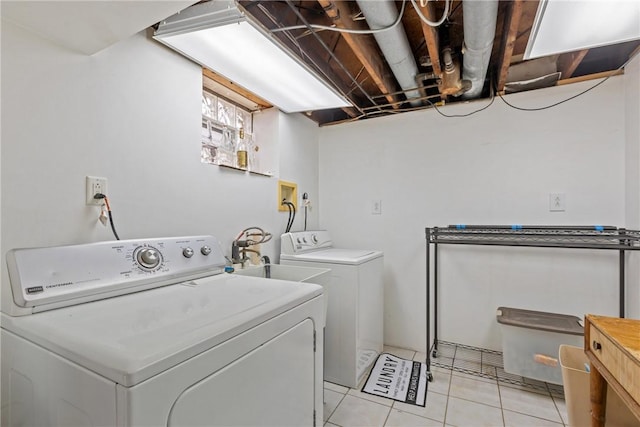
[372,200,382,215]
[549,193,566,212]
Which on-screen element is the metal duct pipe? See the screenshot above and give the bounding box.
[355,0,422,106]
[461,0,499,99]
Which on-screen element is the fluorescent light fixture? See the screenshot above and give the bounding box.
[154,0,351,113]
[524,0,640,60]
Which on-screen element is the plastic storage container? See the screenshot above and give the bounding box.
[560,345,637,427]
[496,307,583,384]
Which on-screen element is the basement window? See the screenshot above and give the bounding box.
[201,90,265,174]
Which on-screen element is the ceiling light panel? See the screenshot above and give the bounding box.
[154,1,351,113]
[525,0,640,60]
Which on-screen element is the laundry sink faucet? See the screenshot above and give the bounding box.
[261,256,271,279]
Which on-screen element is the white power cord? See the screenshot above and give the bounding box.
[412,0,450,27]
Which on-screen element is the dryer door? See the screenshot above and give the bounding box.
[168,318,316,426]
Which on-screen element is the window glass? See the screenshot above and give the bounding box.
[235,107,252,134]
[202,93,216,120]
[202,90,262,172]
[216,98,235,126]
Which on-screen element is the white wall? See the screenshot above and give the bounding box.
[625,53,640,319]
[319,77,629,352]
[0,22,320,313]
[2,10,637,353]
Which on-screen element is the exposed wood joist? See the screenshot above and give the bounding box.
[496,0,524,92]
[556,69,624,86]
[317,0,400,109]
[201,0,639,125]
[557,50,589,79]
[415,0,441,78]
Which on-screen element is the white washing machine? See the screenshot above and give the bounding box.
[280,230,383,389]
[1,235,324,426]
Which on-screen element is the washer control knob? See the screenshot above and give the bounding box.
[137,248,161,269]
[201,245,212,256]
[311,234,318,244]
[183,247,194,258]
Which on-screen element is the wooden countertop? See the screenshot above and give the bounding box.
[585,314,640,427]
[588,315,640,360]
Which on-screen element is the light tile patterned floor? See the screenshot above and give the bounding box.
[323,345,568,427]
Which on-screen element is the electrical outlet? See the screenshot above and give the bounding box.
[86,176,108,205]
[301,192,311,208]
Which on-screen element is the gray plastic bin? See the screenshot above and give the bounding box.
[560,345,638,427]
[496,307,583,384]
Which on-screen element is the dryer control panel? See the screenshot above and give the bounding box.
[281,230,332,254]
[7,235,225,312]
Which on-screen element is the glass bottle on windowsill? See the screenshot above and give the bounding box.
[218,126,235,167]
[250,143,260,173]
[236,127,248,170]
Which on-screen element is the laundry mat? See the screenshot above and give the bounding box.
[362,353,428,406]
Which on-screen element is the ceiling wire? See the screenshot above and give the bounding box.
[280,0,386,113]
[272,0,408,35]
[256,3,366,115]
[262,0,632,121]
[345,66,371,97]
[426,92,495,118]
[412,0,450,27]
[263,0,452,120]
[421,52,635,119]
[496,53,636,112]
[341,93,443,123]
[272,0,450,35]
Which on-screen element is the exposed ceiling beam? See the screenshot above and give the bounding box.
[496,0,524,92]
[556,69,623,86]
[415,0,442,78]
[557,50,589,79]
[317,0,400,109]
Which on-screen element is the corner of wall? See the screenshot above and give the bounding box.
[624,52,640,319]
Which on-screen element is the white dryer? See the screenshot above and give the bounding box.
[1,236,324,426]
[280,230,383,388]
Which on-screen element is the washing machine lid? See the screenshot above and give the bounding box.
[281,248,382,265]
[1,274,322,387]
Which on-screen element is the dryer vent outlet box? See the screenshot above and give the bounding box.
[278,180,297,212]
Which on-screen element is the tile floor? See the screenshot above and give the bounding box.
[323,346,569,427]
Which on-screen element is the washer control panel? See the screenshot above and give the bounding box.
[280,230,332,254]
[7,235,225,311]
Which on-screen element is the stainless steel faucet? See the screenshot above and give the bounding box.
[261,256,271,278]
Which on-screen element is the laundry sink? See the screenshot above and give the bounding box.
[234,264,330,285]
[235,264,331,325]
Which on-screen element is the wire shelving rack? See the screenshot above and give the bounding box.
[423,225,640,383]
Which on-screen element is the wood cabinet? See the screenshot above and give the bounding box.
[584,314,640,427]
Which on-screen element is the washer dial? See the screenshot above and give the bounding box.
[135,246,162,270]
[183,247,194,258]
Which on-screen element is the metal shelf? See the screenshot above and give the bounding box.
[429,340,561,393]
[428,225,640,251]
[424,224,640,384]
